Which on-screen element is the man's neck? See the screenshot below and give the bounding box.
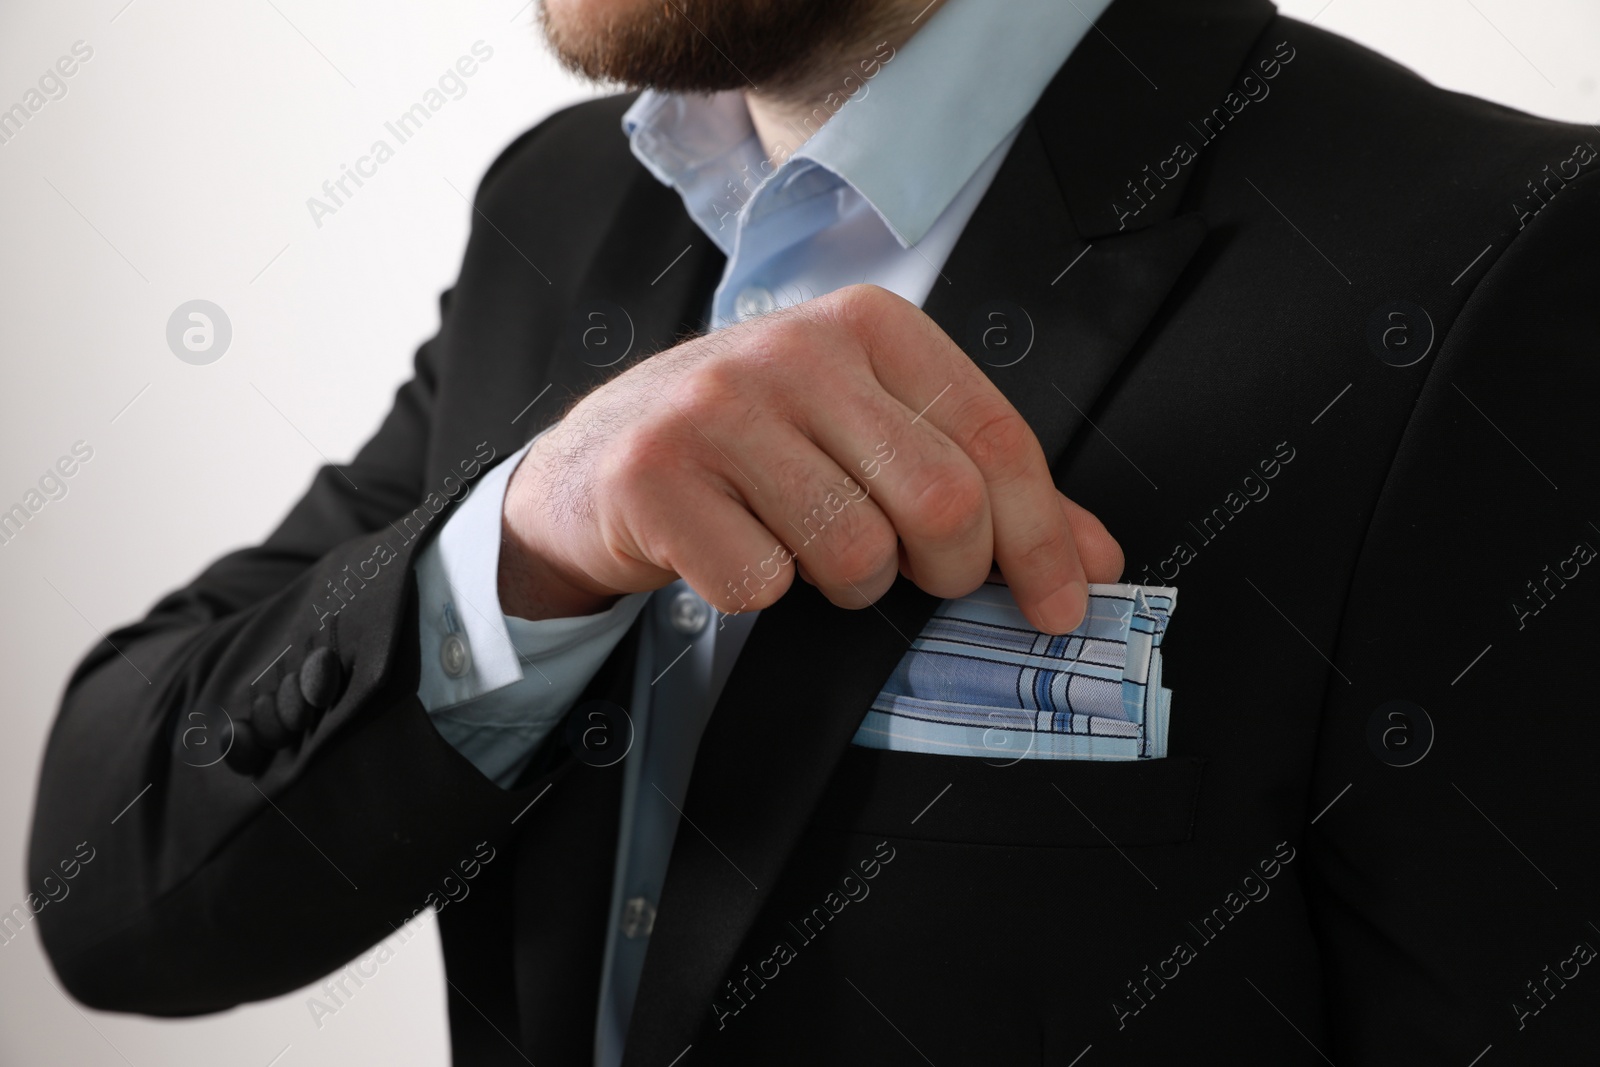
[743,0,950,163]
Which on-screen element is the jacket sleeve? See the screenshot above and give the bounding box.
[25,122,569,1016]
[1303,167,1600,1062]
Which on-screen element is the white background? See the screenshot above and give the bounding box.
[0,0,1595,1063]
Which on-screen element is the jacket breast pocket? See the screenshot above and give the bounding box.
[810,745,1206,848]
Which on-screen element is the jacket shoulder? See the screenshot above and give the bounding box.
[1269,15,1597,188]
[474,91,643,211]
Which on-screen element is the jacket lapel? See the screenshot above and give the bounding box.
[620,3,1277,1060]
[521,157,726,445]
[922,116,1209,481]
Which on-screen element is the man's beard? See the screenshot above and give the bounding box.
[539,0,889,95]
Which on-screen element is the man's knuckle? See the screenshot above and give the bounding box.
[677,360,742,415]
[959,402,1036,480]
[751,312,815,356]
[820,518,895,586]
[604,425,683,495]
[904,466,985,542]
[836,282,887,315]
[816,283,895,338]
[1009,514,1072,574]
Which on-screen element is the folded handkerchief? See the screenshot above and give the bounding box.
[851,581,1178,761]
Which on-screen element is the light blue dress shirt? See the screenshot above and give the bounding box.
[412,0,1113,1060]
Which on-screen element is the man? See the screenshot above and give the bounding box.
[28,0,1600,1062]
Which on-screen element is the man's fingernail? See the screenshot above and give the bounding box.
[1037,580,1087,635]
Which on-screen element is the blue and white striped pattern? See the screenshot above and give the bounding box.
[851,582,1177,761]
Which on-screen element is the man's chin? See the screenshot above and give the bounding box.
[537,0,880,95]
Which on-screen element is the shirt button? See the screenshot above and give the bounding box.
[621,896,657,939]
[734,286,776,320]
[669,589,710,636]
[440,633,471,678]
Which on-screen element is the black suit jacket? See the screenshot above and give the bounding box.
[29,1,1600,1062]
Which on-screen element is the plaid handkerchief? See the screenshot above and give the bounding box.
[851,581,1178,761]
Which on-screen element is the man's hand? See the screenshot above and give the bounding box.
[499,285,1123,633]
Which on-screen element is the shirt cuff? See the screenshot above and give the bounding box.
[415,436,538,713]
[426,589,650,787]
[413,433,652,786]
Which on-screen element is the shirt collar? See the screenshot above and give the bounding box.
[621,0,1113,248]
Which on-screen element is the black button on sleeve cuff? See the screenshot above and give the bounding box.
[299,647,344,711]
